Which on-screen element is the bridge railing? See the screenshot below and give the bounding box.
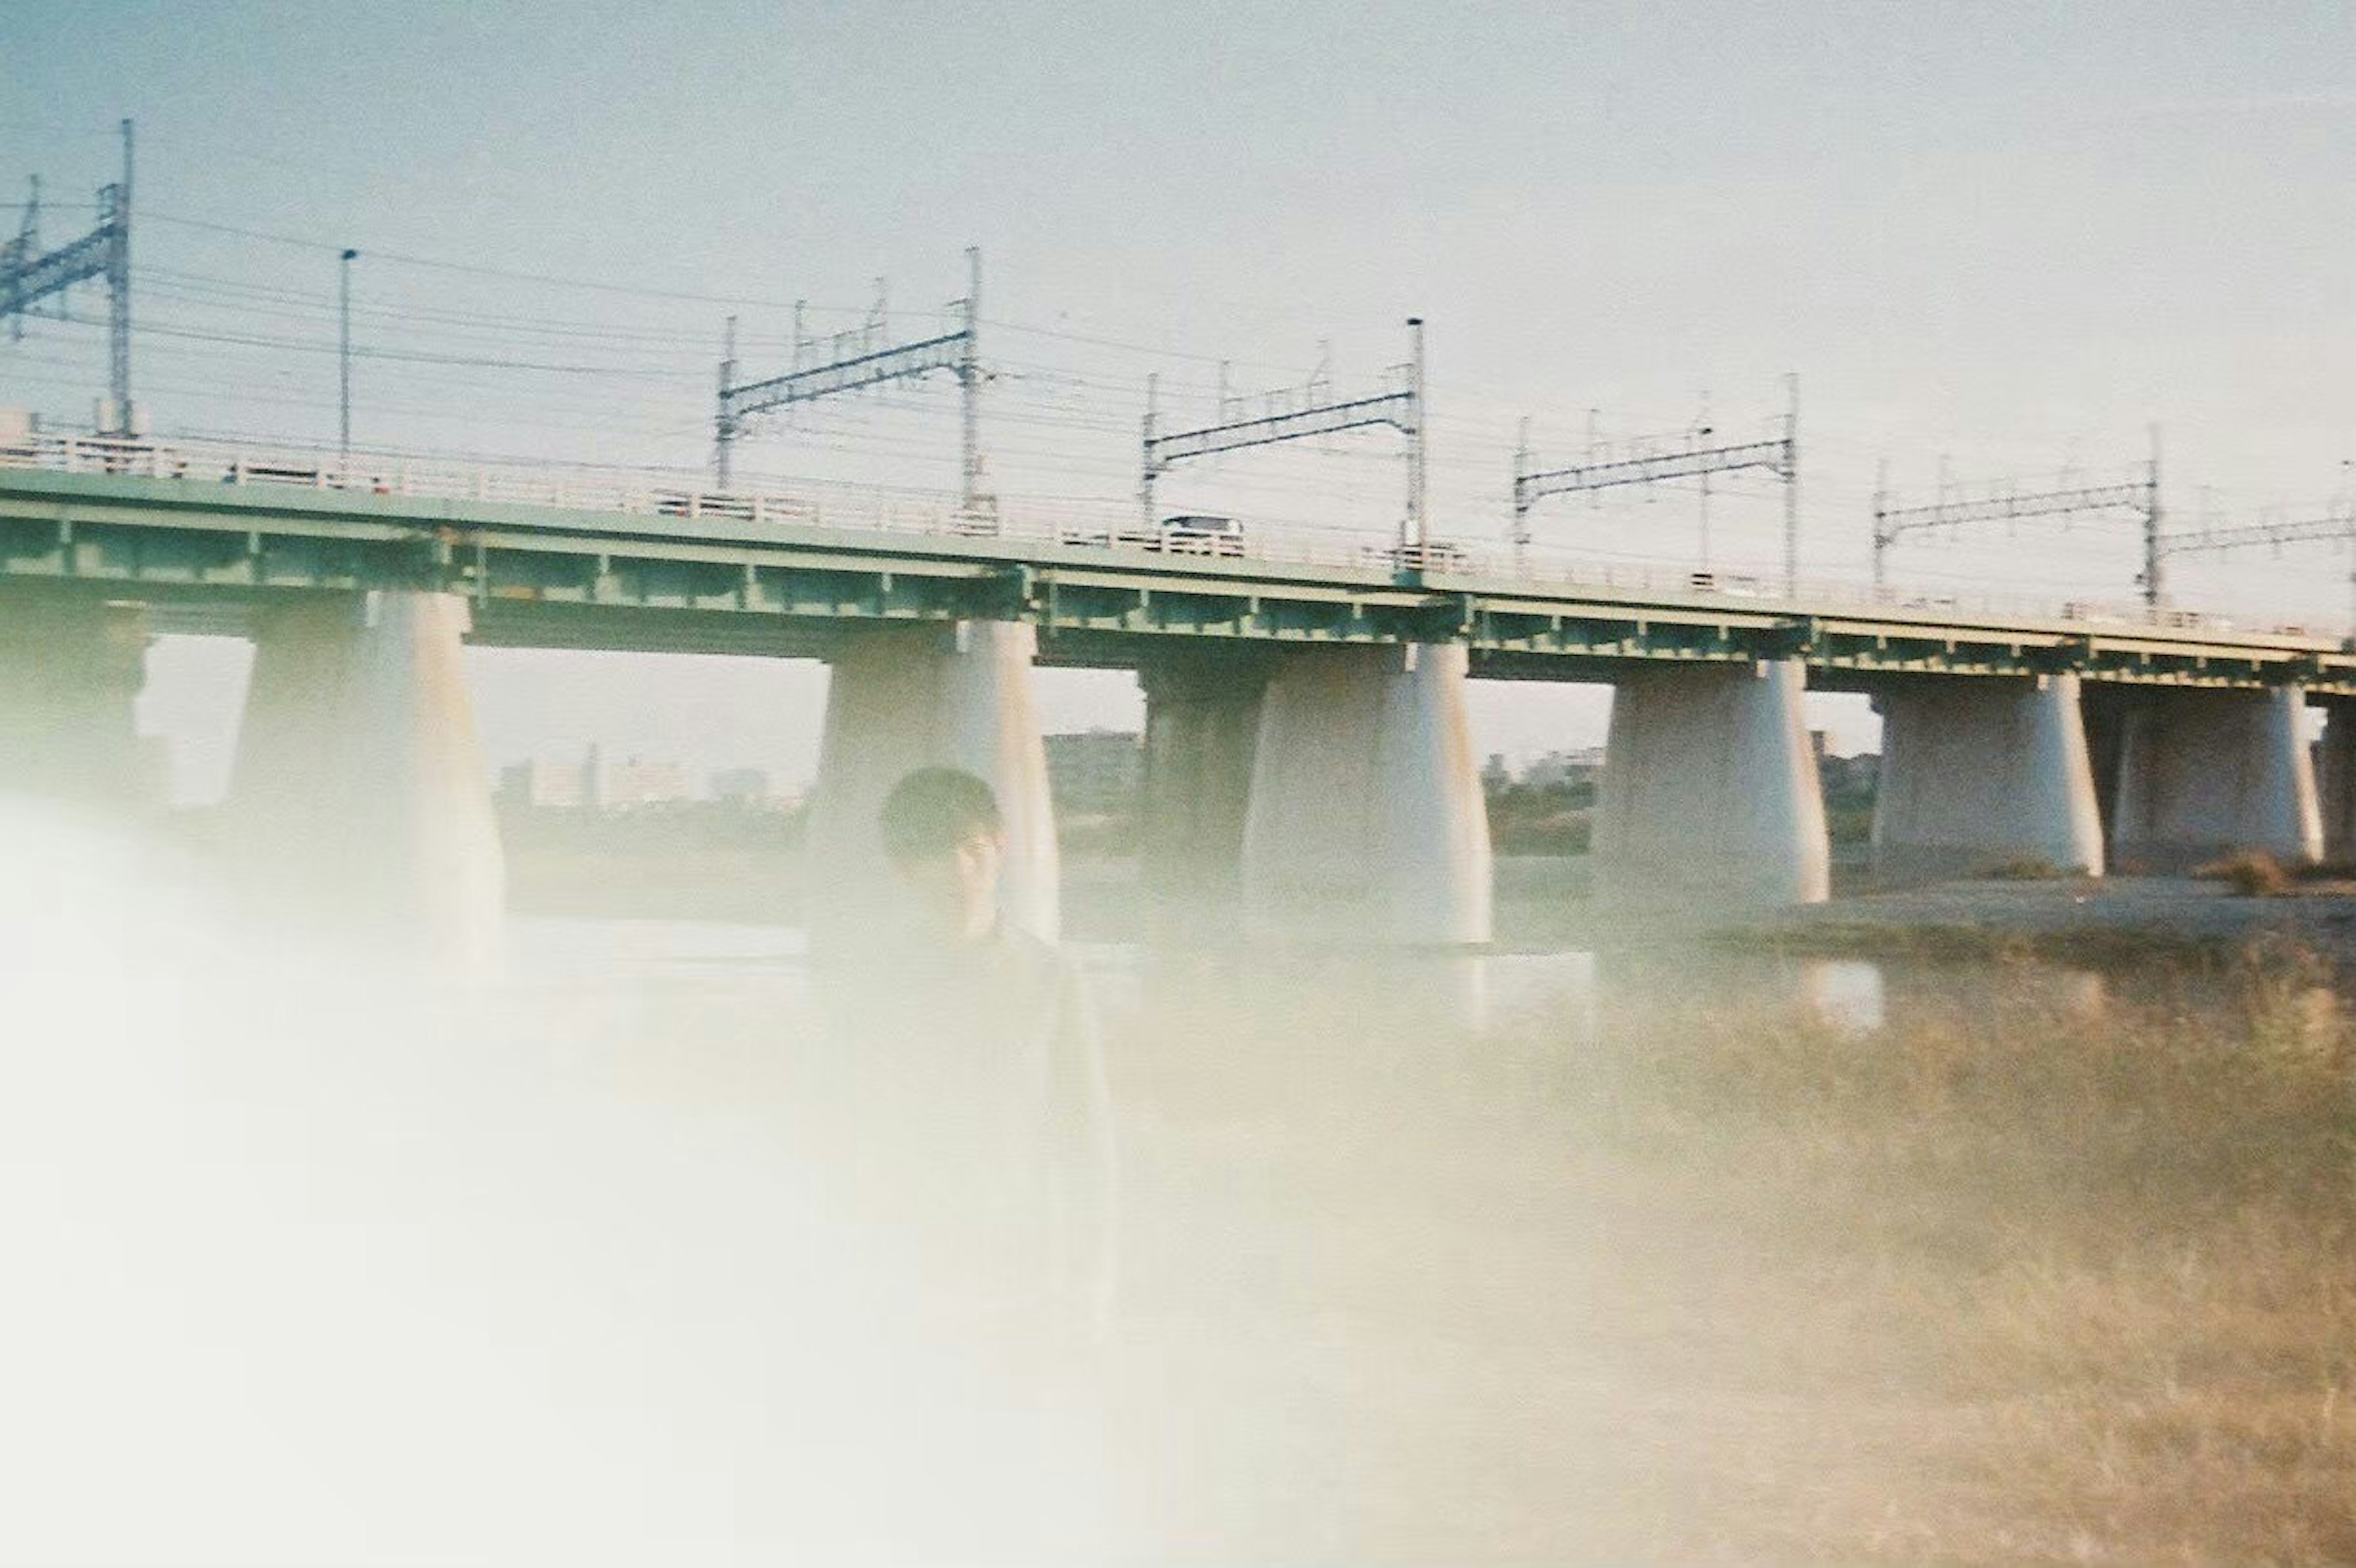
[0,429,2325,642]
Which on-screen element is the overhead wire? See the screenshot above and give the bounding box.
[8,194,2306,615]
[142,210,943,318]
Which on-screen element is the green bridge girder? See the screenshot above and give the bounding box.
[4,466,2352,698]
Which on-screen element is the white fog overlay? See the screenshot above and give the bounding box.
[1,805,1096,1562]
[6,1,2354,1561]
[0,793,1916,1562]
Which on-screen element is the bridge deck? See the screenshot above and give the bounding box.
[4,436,2350,696]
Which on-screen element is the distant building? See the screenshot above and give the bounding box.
[498,755,589,809]
[1044,729,1143,813]
[1519,748,1605,790]
[595,750,691,810]
[1481,752,1512,793]
[498,744,695,810]
[710,766,798,809]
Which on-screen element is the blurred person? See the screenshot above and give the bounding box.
[836,764,1118,1353]
[808,766,1123,1558]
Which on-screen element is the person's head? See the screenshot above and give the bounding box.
[879,766,1005,940]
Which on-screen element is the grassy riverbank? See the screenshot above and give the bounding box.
[1107,943,2356,1561]
[413,817,2356,1555]
[504,840,2356,966]
[100,820,2356,1558]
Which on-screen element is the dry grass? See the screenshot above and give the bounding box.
[1592,953,2353,1553]
[1979,854,2073,880]
[1720,918,2238,974]
[2194,851,2299,897]
[1111,945,2356,1562]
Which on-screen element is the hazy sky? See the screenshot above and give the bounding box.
[6,2,2352,796]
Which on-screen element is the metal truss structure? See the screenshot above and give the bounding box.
[2159,493,2356,627]
[1,121,133,432]
[715,248,985,517]
[1874,429,2165,603]
[1516,377,1799,590]
[1142,318,1427,549]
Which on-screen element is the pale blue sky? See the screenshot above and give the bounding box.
[6,2,2352,796]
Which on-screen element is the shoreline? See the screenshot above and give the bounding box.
[506,844,2356,971]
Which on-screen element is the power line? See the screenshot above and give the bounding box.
[142,210,945,317]
[139,210,1350,374]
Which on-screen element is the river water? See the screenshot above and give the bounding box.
[500,912,2026,1039]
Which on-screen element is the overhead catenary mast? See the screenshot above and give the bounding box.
[2154,471,2356,629]
[2,175,39,343]
[1,118,134,432]
[1873,426,2165,604]
[1515,377,1799,586]
[1142,317,1429,550]
[109,118,131,433]
[715,247,988,519]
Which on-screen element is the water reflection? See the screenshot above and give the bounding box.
[493,918,2152,1050]
[1130,945,1931,1043]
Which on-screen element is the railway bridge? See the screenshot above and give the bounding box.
[4,433,2347,963]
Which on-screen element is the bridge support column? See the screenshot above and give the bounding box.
[1593,658,1830,909]
[1239,642,1490,947]
[2319,705,2356,866]
[803,620,1058,955]
[1138,652,1268,945]
[1870,673,2104,880]
[0,592,158,813]
[2109,686,2320,872]
[226,591,504,970]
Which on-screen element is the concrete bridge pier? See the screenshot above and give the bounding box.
[1239,642,1492,947]
[226,591,505,970]
[2318,704,2356,865]
[1870,673,2106,880]
[2108,685,2321,872]
[0,591,158,814]
[1592,658,1830,910]
[802,620,1058,955]
[1138,651,1270,945]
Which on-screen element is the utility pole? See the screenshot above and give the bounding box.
[107,118,131,434]
[3,176,36,343]
[339,248,357,463]
[1404,316,1426,550]
[1139,372,1160,528]
[714,315,738,488]
[1512,417,1531,567]
[2142,423,2165,609]
[958,245,982,515]
[1871,456,1891,591]
[1782,373,1801,594]
[1695,390,1714,569]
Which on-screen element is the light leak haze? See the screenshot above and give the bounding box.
[5,2,2353,797]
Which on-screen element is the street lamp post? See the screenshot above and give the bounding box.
[339,248,357,464]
